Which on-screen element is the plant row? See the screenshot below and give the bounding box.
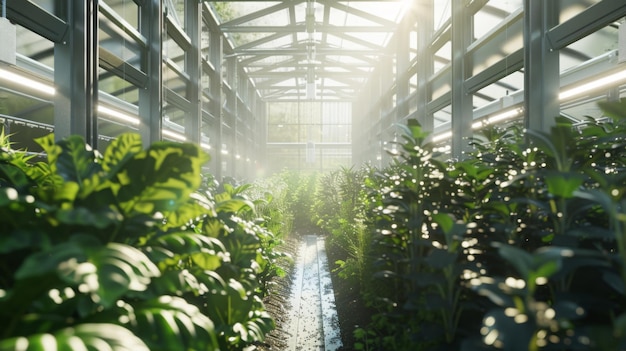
[0,132,289,351]
[312,99,626,350]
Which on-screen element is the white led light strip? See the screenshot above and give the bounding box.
[97,105,140,125]
[162,129,187,142]
[0,68,55,95]
[560,70,626,101]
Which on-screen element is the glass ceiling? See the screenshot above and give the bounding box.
[209,0,618,108]
[214,1,409,101]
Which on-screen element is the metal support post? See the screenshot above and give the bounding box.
[523,0,559,132]
[186,0,202,144]
[396,18,410,122]
[209,30,223,180]
[415,0,434,133]
[54,0,99,147]
[139,0,163,146]
[451,0,473,159]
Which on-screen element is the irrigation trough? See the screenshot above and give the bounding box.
[286,235,342,351]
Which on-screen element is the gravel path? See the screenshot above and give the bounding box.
[286,235,342,351]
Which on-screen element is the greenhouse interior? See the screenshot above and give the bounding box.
[1,0,626,350]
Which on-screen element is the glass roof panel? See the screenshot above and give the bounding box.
[217,1,409,101]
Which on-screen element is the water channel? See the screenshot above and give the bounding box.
[286,235,342,351]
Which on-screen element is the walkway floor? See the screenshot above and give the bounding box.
[286,235,342,351]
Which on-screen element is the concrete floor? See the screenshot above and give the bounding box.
[286,235,342,351]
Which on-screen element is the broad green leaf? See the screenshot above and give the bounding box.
[425,249,458,270]
[34,134,61,172]
[131,296,218,351]
[216,198,255,214]
[432,213,454,235]
[56,207,122,229]
[147,269,208,296]
[15,242,88,280]
[480,309,534,351]
[17,241,160,309]
[116,143,208,215]
[84,243,161,307]
[102,133,143,174]
[0,229,47,254]
[0,324,149,351]
[148,232,229,270]
[55,135,100,184]
[495,244,533,279]
[0,163,32,190]
[544,172,585,198]
[162,196,215,230]
[50,180,80,203]
[598,98,626,121]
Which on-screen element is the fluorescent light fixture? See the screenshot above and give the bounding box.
[486,108,523,125]
[432,131,452,143]
[433,108,523,143]
[472,121,483,129]
[201,143,211,150]
[162,129,187,142]
[0,68,55,95]
[97,105,140,125]
[559,70,626,101]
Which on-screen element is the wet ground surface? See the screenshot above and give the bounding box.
[286,235,342,351]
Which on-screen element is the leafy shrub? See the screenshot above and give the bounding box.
[0,132,279,351]
[345,99,626,351]
[311,166,372,288]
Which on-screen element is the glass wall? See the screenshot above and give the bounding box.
[265,101,351,173]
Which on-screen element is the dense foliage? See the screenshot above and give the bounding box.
[0,132,284,351]
[312,99,626,350]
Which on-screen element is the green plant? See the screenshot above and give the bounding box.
[311,166,372,287]
[352,100,626,350]
[0,132,280,351]
[462,100,626,350]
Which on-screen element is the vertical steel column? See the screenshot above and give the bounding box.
[379,57,393,166]
[209,30,223,180]
[451,0,473,159]
[54,0,99,146]
[523,0,559,132]
[186,0,202,144]
[370,72,382,167]
[415,0,434,133]
[396,18,410,123]
[227,57,238,177]
[256,93,265,178]
[139,0,163,146]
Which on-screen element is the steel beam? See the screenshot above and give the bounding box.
[7,0,68,43]
[547,0,626,50]
[221,25,396,33]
